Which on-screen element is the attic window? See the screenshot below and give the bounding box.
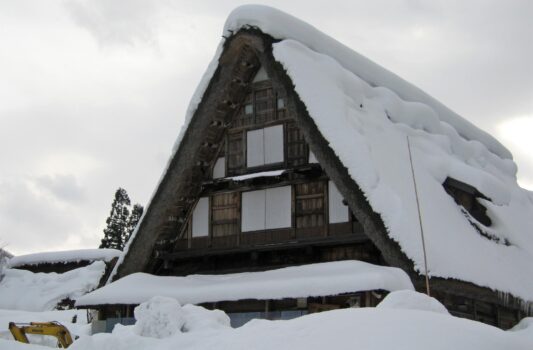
[212,157,225,179]
[252,66,269,83]
[277,98,285,109]
[443,177,492,226]
[244,104,253,115]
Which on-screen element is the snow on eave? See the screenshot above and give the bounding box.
[7,248,120,268]
[77,260,414,307]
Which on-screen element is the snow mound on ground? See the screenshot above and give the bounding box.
[133,296,185,338]
[377,290,449,314]
[182,304,230,332]
[62,307,533,349]
[509,318,533,342]
[0,261,106,311]
[132,297,231,338]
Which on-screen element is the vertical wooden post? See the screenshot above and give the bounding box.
[407,136,431,296]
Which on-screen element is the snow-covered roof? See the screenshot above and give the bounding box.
[0,261,106,311]
[77,261,413,307]
[8,248,120,268]
[113,5,533,304]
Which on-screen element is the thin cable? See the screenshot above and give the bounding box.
[407,136,431,296]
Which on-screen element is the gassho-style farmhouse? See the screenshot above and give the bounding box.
[56,6,533,331]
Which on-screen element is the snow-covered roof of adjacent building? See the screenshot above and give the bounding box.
[112,5,533,304]
[0,261,106,311]
[77,261,413,307]
[7,248,120,268]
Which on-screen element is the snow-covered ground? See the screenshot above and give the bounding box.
[3,291,533,349]
[0,261,106,311]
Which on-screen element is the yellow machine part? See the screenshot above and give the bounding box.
[9,321,74,348]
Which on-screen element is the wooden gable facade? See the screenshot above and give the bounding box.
[152,40,377,277]
[111,30,529,329]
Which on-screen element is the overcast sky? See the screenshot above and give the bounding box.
[0,0,531,255]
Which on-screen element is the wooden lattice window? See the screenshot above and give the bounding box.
[211,192,240,237]
[254,86,275,124]
[234,92,254,128]
[286,122,308,167]
[295,181,326,229]
[227,131,245,174]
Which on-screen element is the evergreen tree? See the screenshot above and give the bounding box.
[100,188,131,250]
[125,204,144,244]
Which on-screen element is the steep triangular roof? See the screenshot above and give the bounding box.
[111,6,533,307]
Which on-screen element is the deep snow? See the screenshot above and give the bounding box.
[4,291,533,350]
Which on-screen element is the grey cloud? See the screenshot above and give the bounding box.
[35,174,86,203]
[64,0,161,47]
[0,179,83,254]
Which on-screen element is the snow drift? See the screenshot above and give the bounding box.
[0,261,106,311]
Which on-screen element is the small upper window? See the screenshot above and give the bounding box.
[252,66,269,83]
[277,98,285,110]
[246,125,284,167]
[212,157,225,179]
[244,104,253,115]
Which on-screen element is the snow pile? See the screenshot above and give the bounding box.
[77,260,413,307]
[181,304,230,332]
[377,290,449,315]
[509,318,533,343]
[0,261,106,311]
[132,296,230,338]
[8,249,120,268]
[133,296,185,338]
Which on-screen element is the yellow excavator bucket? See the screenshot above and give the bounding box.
[9,321,74,348]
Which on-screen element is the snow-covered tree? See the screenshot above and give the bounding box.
[100,188,131,250]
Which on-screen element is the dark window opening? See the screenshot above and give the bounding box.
[443,177,492,226]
